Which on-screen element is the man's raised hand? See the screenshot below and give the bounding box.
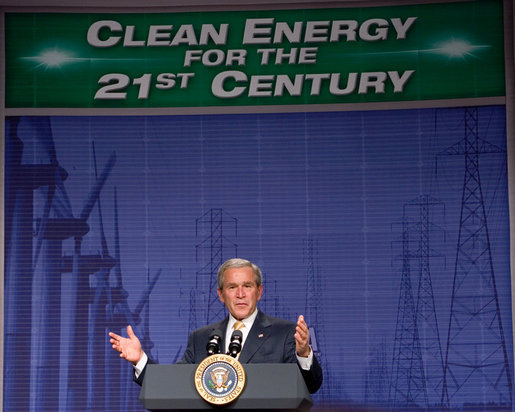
[109,325,144,365]
[295,315,311,358]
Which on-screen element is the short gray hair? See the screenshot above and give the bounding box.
[217,258,263,290]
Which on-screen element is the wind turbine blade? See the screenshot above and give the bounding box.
[171,346,183,363]
[30,115,73,217]
[90,268,109,321]
[26,116,57,164]
[92,142,109,257]
[98,206,109,256]
[79,151,116,221]
[53,167,74,218]
[117,300,138,327]
[134,269,162,317]
[89,142,115,325]
[113,187,124,288]
[109,186,137,327]
[33,183,56,270]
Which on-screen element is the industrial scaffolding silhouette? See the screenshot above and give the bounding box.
[440,107,512,408]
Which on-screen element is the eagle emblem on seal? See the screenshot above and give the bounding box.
[209,367,231,392]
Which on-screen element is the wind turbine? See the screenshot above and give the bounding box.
[62,150,117,411]
[86,143,118,410]
[106,186,162,411]
[3,117,67,411]
[5,116,72,412]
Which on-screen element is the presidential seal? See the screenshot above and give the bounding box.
[194,354,246,405]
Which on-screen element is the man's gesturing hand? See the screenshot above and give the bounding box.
[109,325,144,365]
[295,315,311,358]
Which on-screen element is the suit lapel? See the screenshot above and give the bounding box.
[239,311,271,363]
[219,317,230,354]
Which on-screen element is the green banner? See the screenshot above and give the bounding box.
[4,0,505,108]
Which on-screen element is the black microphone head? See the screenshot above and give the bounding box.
[206,329,223,356]
[232,330,243,341]
[210,329,224,340]
[228,330,243,357]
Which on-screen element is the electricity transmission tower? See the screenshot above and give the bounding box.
[389,215,428,410]
[364,340,390,408]
[441,107,512,408]
[405,195,446,407]
[195,208,238,326]
[304,238,335,402]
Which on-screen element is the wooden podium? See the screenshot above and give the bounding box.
[139,363,313,411]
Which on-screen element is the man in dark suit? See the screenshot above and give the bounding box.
[109,258,323,393]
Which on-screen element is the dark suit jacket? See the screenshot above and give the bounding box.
[135,310,323,393]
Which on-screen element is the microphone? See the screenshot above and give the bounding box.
[228,330,243,358]
[206,329,223,356]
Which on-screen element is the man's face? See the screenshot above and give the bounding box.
[217,266,263,320]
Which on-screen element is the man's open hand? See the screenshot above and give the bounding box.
[109,325,144,365]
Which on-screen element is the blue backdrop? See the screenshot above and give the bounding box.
[4,105,512,410]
